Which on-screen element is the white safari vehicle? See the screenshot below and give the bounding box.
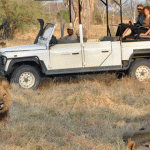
[0,20,150,89]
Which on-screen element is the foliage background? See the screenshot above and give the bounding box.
[57,10,69,23]
[0,0,45,38]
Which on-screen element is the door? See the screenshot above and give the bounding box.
[83,41,112,67]
[50,43,82,69]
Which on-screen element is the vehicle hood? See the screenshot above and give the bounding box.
[0,44,46,53]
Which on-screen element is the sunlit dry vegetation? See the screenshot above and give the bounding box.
[0,1,149,149]
[0,74,150,150]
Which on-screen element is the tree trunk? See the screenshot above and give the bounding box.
[71,0,95,38]
[133,3,136,23]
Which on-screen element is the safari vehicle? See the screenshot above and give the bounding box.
[0,0,150,89]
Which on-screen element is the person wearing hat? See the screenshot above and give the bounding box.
[58,26,78,44]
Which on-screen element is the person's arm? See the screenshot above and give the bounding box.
[135,14,145,27]
[129,21,134,25]
[134,15,139,26]
[140,18,150,35]
[140,29,150,35]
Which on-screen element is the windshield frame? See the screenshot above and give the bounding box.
[38,23,57,48]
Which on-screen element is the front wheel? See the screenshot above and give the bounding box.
[11,65,40,89]
[129,59,150,81]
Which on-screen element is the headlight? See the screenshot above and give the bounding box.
[2,56,7,65]
[0,56,7,65]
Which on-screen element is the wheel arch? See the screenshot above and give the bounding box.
[124,50,150,70]
[6,57,43,75]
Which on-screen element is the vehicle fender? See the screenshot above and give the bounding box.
[124,49,150,70]
[6,57,41,74]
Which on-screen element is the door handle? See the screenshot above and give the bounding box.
[72,52,79,55]
[102,51,109,53]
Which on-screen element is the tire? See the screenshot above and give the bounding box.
[129,59,150,81]
[10,65,40,89]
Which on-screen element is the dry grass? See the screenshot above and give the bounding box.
[0,74,150,150]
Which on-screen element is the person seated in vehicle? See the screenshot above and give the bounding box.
[115,4,145,40]
[122,6,150,39]
[58,26,78,44]
[139,7,150,36]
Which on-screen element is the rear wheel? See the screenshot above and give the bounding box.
[129,59,150,81]
[11,65,40,89]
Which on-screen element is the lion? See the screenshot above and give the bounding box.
[127,141,150,150]
[127,141,137,150]
[0,77,11,131]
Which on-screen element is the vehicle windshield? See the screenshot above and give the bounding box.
[42,23,55,39]
[37,23,56,47]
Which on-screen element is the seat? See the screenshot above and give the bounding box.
[139,35,150,38]
[101,36,117,41]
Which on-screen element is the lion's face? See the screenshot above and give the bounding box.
[0,77,11,113]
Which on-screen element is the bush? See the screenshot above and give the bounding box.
[57,9,69,23]
[92,5,102,25]
[0,0,45,39]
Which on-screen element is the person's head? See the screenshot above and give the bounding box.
[67,27,74,36]
[137,4,144,14]
[143,6,150,16]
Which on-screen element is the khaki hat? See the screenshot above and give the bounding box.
[67,23,73,30]
[67,26,73,30]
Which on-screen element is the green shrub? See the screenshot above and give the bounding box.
[0,0,45,38]
[57,9,69,23]
[92,5,102,25]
